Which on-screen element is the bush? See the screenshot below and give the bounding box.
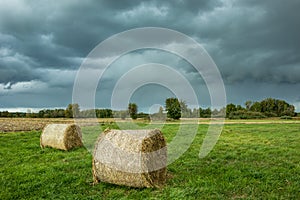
[263,112,277,118]
[166,118,180,122]
[229,111,266,119]
[137,112,150,120]
[280,115,292,120]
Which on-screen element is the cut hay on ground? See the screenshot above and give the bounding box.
[93,129,167,188]
[40,124,83,151]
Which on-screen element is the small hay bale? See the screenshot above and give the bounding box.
[93,129,167,188]
[40,124,83,151]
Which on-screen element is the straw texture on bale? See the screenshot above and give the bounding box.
[40,124,83,150]
[93,129,167,188]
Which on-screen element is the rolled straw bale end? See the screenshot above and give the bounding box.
[40,124,83,151]
[93,129,167,188]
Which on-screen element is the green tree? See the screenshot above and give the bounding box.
[128,103,138,119]
[236,105,244,111]
[191,108,199,118]
[0,111,9,117]
[226,103,237,118]
[65,104,73,118]
[204,108,212,118]
[120,111,127,120]
[200,107,212,118]
[65,103,80,118]
[57,109,65,118]
[96,109,113,118]
[249,98,295,117]
[158,106,164,115]
[245,101,252,110]
[260,98,276,114]
[157,106,165,119]
[283,105,295,116]
[180,100,192,118]
[250,101,262,112]
[166,98,181,120]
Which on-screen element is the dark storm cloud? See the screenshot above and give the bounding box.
[198,0,300,84]
[0,45,40,84]
[0,0,300,109]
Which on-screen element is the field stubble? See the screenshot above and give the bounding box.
[0,117,299,132]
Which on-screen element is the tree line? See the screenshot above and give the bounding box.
[163,97,296,120]
[0,97,297,119]
[0,105,113,119]
[127,97,296,120]
[226,98,295,119]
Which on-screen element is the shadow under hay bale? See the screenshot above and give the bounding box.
[93,129,167,188]
[40,124,83,151]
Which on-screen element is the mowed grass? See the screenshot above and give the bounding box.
[0,123,299,199]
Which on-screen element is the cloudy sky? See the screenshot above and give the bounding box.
[1,0,300,112]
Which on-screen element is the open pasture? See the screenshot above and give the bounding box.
[0,121,299,199]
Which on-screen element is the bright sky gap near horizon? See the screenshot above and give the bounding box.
[0,0,300,112]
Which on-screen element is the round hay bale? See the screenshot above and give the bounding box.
[93,129,167,188]
[40,124,83,151]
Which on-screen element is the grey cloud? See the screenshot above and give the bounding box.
[0,0,300,110]
[3,82,12,89]
[194,0,300,85]
[0,50,40,84]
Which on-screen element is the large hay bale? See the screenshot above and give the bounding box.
[93,129,167,188]
[40,124,83,150]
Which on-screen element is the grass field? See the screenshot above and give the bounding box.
[1,122,299,199]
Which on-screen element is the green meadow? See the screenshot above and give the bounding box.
[1,122,299,199]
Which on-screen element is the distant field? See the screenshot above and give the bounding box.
[0,122,299,199]
[0,118,113,132]
[0,117,299,132]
